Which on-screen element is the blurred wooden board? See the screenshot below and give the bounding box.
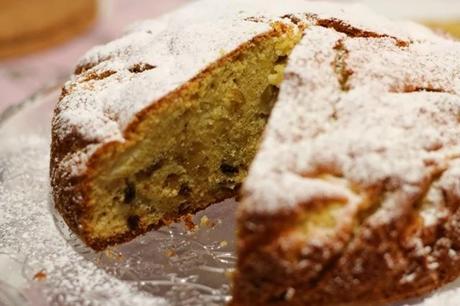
[425,20,460,38]
[0,0,97,59]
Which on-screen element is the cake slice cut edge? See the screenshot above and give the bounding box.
[51,21,303,251]
[50,1,460,305]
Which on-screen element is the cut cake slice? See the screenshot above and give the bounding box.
[50,1,460,305]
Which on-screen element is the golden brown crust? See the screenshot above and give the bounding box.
[229,11,460,306]
[50,27,290,251]
[231,204,460,306]
[314,17,409,47]
[50,3,460,305]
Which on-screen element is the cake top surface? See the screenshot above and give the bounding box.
[239,16,460,294]
[243,21,460,218]
[52,0,444,177]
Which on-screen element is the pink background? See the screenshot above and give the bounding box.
[0,0,188,114]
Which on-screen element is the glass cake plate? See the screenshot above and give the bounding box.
[1,85,460,306]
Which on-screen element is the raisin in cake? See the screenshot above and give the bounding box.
[50,0,460,305]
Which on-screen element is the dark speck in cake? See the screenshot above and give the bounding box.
[127,215,140,231]
[179,184,192,197]
[123,181,136,204]
[220,163,239,175]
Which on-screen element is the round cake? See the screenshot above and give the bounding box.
[50,0,460,305]
[0,0,97,58]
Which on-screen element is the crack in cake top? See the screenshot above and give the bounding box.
[51,0,444,179]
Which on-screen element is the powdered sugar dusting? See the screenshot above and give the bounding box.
[243,20,460,216]
[0,134,166,306]
[240,1,460,298]
[48,0,460,301]
[52,0,442,178]
[0,88,239,306]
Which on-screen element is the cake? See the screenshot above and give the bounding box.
[50,0,460,305]
[0,0,97,58]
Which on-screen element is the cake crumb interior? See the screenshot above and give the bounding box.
[87,24,302,242]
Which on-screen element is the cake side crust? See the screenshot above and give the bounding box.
[233,16,460,306]
[51,24,299,251]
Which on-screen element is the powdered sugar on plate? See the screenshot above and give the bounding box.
[0,87,237,306]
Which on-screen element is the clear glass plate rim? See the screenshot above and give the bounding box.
[0,81,63,128]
